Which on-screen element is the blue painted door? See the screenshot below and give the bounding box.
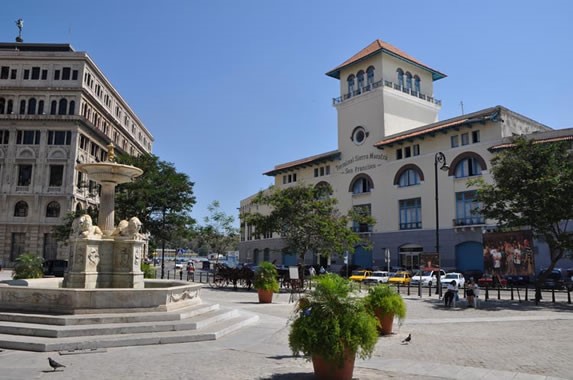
[455,241,483,271]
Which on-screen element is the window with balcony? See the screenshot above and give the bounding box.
[366,66,375,86]
[14,201,28,217]
[399,198,421,230]
[405,72,412,90]
[414,75,421,93]
[49,165,64,186]
[347,74,355,96]
[18,164,33,186]
[350,174,373,194]
[357,70,364,92]
[455,190,483,225]
[397,68,404,88]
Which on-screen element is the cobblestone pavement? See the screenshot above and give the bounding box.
[0,279,571,379]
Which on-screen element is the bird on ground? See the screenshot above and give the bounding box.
[48,357,66,371]
[402,333,412,344]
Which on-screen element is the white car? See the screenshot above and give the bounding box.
[411,269,446,286]
[440,272,466,288]
[363,271,391,285]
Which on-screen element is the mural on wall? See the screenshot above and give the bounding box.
[482,231,535,277]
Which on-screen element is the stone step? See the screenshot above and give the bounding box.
[0,308,238,338]
[0,312,259,352]
[0,303,219,326]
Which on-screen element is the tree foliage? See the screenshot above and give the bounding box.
[471,136,573,301]
[195,201,239,255]
[115,154,196,247]
[242,183,373,263]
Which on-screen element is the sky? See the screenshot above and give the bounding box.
[2,1,572,226]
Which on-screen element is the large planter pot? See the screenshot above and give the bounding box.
[312,349,356,380]
[374,309,395,335]
[257,289,273,303]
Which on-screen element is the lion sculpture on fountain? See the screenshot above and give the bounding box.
[71,214,103,239]
[112,216,143,240]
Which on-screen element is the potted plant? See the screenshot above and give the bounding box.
[364,284,407,335]
[253,261,279,303]
[289,274,378,380]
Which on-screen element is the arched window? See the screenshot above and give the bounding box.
[405,72,412,90]
[27,98,37,114]
[19,99,26,114]
[315,181,332,200]
[46,201,61,218]
[263,248,270,262]
[58,99,68,115]
[347,75,355,96]
[366,66,375,86]
[399,169,421,187]
[455,157,483,178]
[0,97,5,114]
[14,201,28,217]
[50,100,57,115]
[414,75,421,93]
[69,100,75,115]
[350,175,374,194]
[75,203,83,212]
[7,99,13,114]
[356,70,365,92]
[38,100,45,114]
[397,69,404,88]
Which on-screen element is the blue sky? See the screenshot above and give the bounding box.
[2,1,572,226]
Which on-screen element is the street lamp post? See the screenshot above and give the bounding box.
[434,152,449,297]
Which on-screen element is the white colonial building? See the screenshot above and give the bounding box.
[239,39,573,275]
[0,42,153,266]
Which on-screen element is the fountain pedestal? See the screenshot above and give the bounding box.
[111,239,145,288]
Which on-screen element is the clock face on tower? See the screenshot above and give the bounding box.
[351,126,368,145]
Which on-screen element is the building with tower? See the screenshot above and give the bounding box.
[239,39,573,275]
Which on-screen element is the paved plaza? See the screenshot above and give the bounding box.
[0,271,572,379]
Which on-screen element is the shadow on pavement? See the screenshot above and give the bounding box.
[258,373,314,380]
[421,297,573,312]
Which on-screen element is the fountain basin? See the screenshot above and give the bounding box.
[76,163,143,184]
[0,279,201,315]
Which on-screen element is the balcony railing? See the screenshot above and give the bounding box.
[333,78,441,106]
[399,221,422,230]
[453,217,485,227]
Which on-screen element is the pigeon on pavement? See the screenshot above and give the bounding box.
[48,357,66,371]
[401,333,412,344]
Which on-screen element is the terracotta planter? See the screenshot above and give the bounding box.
[374,309,395,335]
[312,349,356,380]
[257,289,273,303]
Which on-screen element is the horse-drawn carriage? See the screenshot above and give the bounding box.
[209,263,255,289]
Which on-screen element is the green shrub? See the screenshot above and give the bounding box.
[253,261,279,292]
[288,274,378,366]
[364,284,407,322]
[141,262,156,279]
[13,253,44,280]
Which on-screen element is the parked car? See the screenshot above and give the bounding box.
[478,273,507,288]
[440,272,466,288]
[349,269,372,282]
[362,271,391,285]
[411,269,446,286]
[388,271,412,285]
[538,268,567,290]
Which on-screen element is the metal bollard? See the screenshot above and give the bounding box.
[510,286,514,301]
[525,286,528,301]
[418,281,421,297]
[429,283,432,297]
[485,286,489,300]
[407,282,410,296]
[552,288,555,303]
[497,287,501,300]
[180,271,183,280]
